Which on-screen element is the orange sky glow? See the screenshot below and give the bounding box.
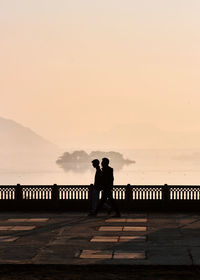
[1,0,200,149]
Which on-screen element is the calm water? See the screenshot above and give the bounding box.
[1,149,200,185]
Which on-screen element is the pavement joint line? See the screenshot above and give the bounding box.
[113,251,146,260]
[57,227,65,237]
[105,218,147,223]
[178,217,200,230]
[79,250,113,259]
[2,212,200,264]
[7,218,49,222]
[0,226,36,231]
[0,237,18,242]
[4,216,89,239]
[123,226,147,231]
[23,217,91,263]
[32,215,99,260]
[74,251,81,258]
[0,236,19,242]
[98,226,123,232]
[119,235,147,242]
[78,250,147,260]
[187,248,194,265]
[90,235,147,242]
[90,236,119,242]
[98,226,147,232]
[112,250,115,259]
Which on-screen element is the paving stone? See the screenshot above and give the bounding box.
[3,237,18,242]
[128,214,147,218]
[7,218,49,222]
[0,212,198,265]
[182,236,200,246]
[177,218,197,225]
[126,218,147,223]
[105,219,126,223]
[79,250,112,259]
[0,246,38,261]
[28,218,49,222]
[148,248,192,265]
[148,236,183,246]
[99,226,123,231]
[0,236,10,239]
[123,226,147,231]
[105,218,147,223]
[0,236,18,242]
[0,226,13,230]
[190,248,200,265]
[113,251,146,259]
[12,226,36,231]
[119,236,146,242]
[90,236,118,242]
[7,219,27,222]
[148,228,181,236]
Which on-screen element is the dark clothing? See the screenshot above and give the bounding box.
[101,166,114,190]
[91,188,100,212]
[90,166,111,212]
[93,167,102,190]
[95,166,120,215]
[95,189,119,215]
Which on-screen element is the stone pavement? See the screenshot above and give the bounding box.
[0,212,200,265]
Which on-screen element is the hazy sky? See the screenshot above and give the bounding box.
[1,0,200,149]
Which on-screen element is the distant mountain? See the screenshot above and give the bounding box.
[0,116,58,154]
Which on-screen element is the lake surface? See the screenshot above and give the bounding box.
[1,149,200,185]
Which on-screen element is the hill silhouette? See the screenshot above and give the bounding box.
[0,116,58,154]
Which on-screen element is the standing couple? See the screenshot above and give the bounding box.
[89,157,120,217]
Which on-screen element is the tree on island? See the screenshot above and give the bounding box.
[56,150,135,173]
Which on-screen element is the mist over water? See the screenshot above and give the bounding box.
[1,149,200,185]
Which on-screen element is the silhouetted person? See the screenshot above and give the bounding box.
[94,158,120,217]
[88,159,111,216]
[88,159,102,215]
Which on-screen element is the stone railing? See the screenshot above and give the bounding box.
[0,184,200,211]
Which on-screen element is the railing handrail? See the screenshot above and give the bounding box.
[1,184,200,188]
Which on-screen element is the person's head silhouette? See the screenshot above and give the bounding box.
[101,157,109,168]
[91,159,100,168]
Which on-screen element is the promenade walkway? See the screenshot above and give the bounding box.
[0,211,199,266]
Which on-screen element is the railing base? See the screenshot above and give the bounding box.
[0,200,199,212]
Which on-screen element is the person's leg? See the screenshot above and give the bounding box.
[92,188,99,212]
[102,199,112,214]
[107,190,120,216]
[103,201,111,210]
[88,187,94,213]
[95,191,107,214]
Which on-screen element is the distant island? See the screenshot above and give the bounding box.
[56,151,135,173]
